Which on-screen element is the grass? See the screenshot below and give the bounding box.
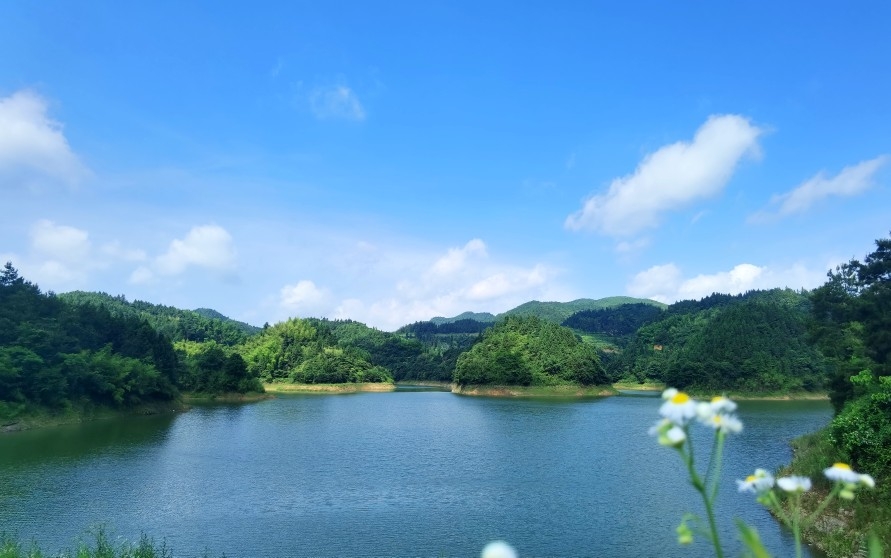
[0,529,177,558]
[451,384,617,397]
[779,428,891,557]
[262,382,396,394]
[181,391,271,403]
[612,380,666,391]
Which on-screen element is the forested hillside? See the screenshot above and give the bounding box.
[608,289,826,393]
[239,318,392,384]
[428,296,664,327]
[60,291,259,345]
[562,303,665,346]
[453,316,608,387]
[0,264,179,419]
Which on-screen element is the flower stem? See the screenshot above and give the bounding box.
[682,437,724,558]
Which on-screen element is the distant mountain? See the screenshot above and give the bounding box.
[427,297,664,327]
[430,311,497,325]
[501,297,665,324]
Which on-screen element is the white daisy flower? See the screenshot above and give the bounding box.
[777,476,812,493]
[661,387,679,400]
[661,425,687,447]
[709,413,743,434]
[648,418,686,447]
[737,469,775,493]
[482,541,517,558]
[659,391,698,426]
[696,401,714,422]
[824,463,862,484]
[709,395,737,414]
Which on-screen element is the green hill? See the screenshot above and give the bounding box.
[453,316,609,387]
[501,297,664,324]
[608,289,827,393]
[59,291,259,346]
[427,296,664,327]
[430,311,497,325]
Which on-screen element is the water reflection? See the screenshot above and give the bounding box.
[0,393,832,558]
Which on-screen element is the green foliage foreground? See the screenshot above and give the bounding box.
[651,388,883,558]
[0,529,175,558]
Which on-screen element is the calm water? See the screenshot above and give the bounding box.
[0,390,832,557]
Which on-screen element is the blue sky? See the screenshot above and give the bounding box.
[1,1,889,330]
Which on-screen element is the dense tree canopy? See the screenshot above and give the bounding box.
[0,264,179,417]
[562,303,665,344]
[610,289,826,393]
[60,291,259,346]
[239,318,394,384]
[453,316,608,386]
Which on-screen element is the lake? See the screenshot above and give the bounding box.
[0,389,832,557]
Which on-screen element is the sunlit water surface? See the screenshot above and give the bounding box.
[0,389,831,557]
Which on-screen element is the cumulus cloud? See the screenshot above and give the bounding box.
[273,239,565,330]
[131,225,237,284]
[280,280,331,316]
[566,114,762,237]
[751,155,889,221]
[429,238,487,277]
[627,261,827,303]
[6,220,128,289]
[0,90,90,189]
[309,85,366,121]
[155,225,236,275]
[31,219,91,264]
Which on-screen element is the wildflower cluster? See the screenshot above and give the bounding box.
[649,389,743,449]
[647,389,744,558]
[649,387,879,558]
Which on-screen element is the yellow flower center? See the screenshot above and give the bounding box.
[745,475,756,483]
[711,396,725,404]
[671,393,690,404]
[833,463,851,470]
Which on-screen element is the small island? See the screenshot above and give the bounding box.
[452,316,615,396]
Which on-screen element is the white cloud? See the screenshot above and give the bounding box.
[154,225,236,275]
[129,266,154,284]
[615,238,651,254]
[751,155,889,221]
[271,238,566,330]
[627,262,827,303]
[309,85,366,121]
[30,219,91,264]
[101,241,147,262]
[17,220,95,286]
[0,90,90,189]
[429,238,487,277]
[566,114,762,237]
[280,280,331,316]
[467,265,549,300]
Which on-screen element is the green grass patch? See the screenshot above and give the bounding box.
[262,382,396,394]
[452,384,617,397]
[779,427,891,557]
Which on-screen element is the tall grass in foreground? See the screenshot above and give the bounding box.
[0,529,177,558]
[781,429,891,556]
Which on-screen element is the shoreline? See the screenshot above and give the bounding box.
[181,391,272,403]
[262,382,397,394]
[1,400,188,434]
[690,390,829,401]
[611,382,829,401]
[451,384,617,397]
[395,380,453,388]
